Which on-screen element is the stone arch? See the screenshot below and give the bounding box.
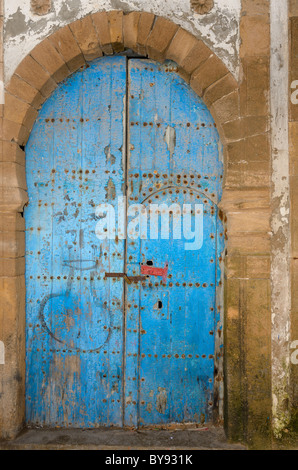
[0,9,243,439]
[2,10,240,213]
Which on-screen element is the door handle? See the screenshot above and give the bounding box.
[105,273,147,284]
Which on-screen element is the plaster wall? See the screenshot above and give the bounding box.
[4,0,241,83]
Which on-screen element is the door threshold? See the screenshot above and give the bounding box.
[0,426,246,450]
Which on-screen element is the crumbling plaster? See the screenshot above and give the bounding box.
[271,0,291,439]
[4,0,241,84]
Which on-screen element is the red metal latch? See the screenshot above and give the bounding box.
[141,263,169,283]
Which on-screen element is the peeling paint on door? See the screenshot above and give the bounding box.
[164,126,176,160]
[105,178,116,201]
[104,145,116,165]
[156,387,167,415]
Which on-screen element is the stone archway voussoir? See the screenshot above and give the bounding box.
[3,10,241,154]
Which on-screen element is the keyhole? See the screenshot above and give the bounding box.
[154,300,163,310]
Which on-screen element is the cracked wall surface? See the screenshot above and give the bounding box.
[4,0,241,83]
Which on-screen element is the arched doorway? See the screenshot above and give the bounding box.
[25,55,224,428]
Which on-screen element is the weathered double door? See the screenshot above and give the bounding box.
[25,56,223,428]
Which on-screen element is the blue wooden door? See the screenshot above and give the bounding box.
[25,56,223,428]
